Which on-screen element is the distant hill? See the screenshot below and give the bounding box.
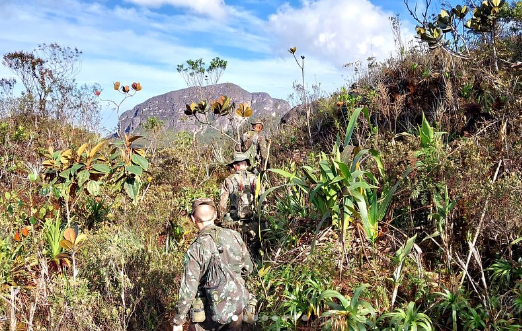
[118,83,291,135]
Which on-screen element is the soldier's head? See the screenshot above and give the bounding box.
[251,120,263,133]
[228,152,250,171]
[190,197,217,228]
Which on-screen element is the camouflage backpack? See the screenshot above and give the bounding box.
[200,227,249,324]
[229,171,256,220]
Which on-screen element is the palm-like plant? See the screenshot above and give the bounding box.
[319,285,376,331]
[43,217,69,268]
[462,305,487,330]
[381,302,433,331]
[435,288,468,331]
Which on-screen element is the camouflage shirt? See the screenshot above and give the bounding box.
[219,170,257,220]
[172,225,253,325]
[240,131,268,170]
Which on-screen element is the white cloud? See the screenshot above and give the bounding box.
[125,0,228,19]
[1,0,418,132]
[267,0,413,66]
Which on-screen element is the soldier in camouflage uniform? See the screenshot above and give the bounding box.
[219,153,261,255]
[240,120,269,172]
[172,198,253,331]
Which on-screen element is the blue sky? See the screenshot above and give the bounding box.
[0,0,435,133]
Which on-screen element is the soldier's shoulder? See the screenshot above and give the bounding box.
[191,234,212,250]
[218,226,242,240]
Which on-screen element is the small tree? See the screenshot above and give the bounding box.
[408,0,512,72]
[1,43,101,129]
[176,57,227,87]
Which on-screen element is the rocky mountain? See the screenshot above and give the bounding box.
[118,83,291,135]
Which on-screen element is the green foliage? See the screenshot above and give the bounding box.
[281,274,329,324]
[488,257,522,288]
[42,134,150,209]
[319,285,376,331]
[266,108,398,245]
[256,245,337,330]
[435,288,469,331]
[142,116,164,133]
[390,235,417,309]
[44,217,68,267]
[461,304,487,330]
[381,302,433,331]
[109,134,150,202]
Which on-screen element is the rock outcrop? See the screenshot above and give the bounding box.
[118,83,291,134]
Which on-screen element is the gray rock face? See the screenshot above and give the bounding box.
[118,83,291,134]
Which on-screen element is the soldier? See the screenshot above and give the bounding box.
[219,152,261,254]
[240,119,269,172]
[172,197,253,331]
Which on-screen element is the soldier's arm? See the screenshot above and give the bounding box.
[172,248,203,325]
[258,135,269,169]
[219,179,231,217]
[234,231,253,276]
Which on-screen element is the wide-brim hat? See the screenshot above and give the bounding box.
[227,152,250,167]
[250,119,264,127]
[191,197,216,215]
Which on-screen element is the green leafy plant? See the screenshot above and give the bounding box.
[43,217,69,269]
[461,304,487,330]
[381,301,433,331]
[488,257,522,288]
[42,141,109,223]
[183,94,254,143]
[415,113,446,171]
[281,273,329,324]
[319,285,376,331]
[460,82,474,100]
[390,235,417,308]
[109,133,150,203]
[435,288,468,331]
[266,108,384,246]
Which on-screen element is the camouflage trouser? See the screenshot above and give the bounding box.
[221,214,260,257]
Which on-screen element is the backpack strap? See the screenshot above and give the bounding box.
[199,226,223,254]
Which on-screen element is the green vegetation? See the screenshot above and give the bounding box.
[1,0,522,329]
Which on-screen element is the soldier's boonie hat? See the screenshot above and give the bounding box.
[227,152,250,167]
[191,197,216,215]
[251,119,264,127]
